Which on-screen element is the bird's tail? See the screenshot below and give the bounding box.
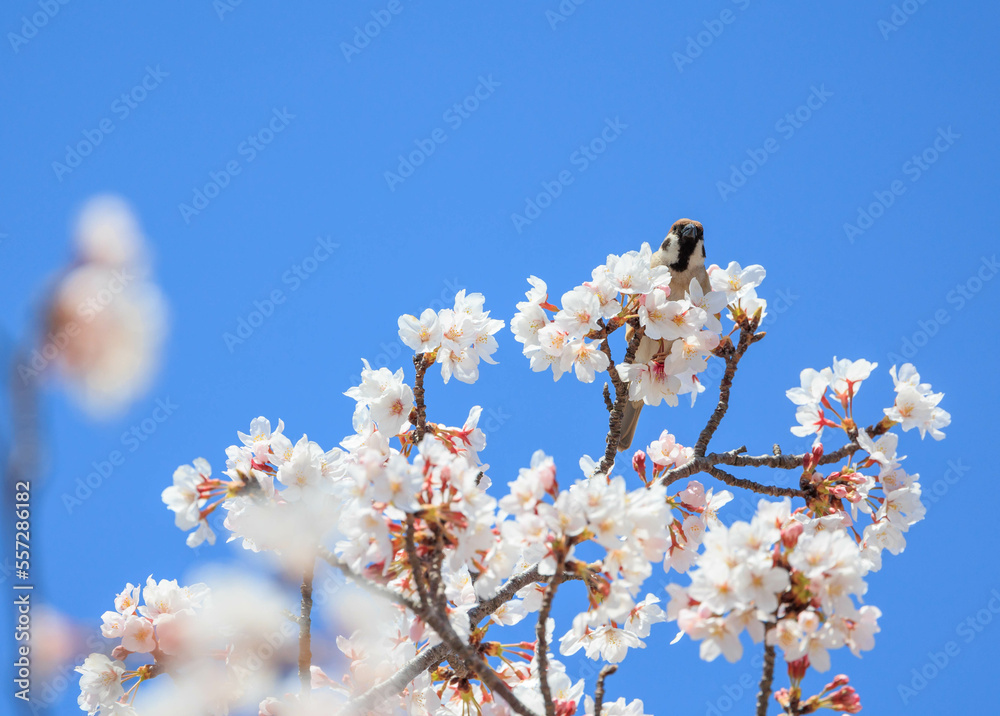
[617,400,643,452]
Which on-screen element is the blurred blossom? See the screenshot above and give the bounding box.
[46,195,166,417]
[31,605,84,680]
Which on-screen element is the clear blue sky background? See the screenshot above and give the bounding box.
[2,2,998,714]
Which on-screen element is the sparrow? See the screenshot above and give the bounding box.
[617,218,711,452]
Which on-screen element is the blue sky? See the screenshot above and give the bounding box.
[2,1,998,714]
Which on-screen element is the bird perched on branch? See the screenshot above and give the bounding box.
[617,218,711,452]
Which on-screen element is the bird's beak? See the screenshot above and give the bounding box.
[681,224,698,239]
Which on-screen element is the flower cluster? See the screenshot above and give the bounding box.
[630,430,696,483]
[510,251,765,412]
[786,359,949,570]
[398,290,505,384]
[77,577,209,715]
[884,363,951,440]
[162,417,347,555]
[667,500,880,672]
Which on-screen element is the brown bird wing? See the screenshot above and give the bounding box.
[618,400,643,452]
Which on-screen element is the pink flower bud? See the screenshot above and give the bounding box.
[830,686,861,713]
[632,450,647,478]
[787,655,809,681]
[824,675,851,692]
[781,522,804,548]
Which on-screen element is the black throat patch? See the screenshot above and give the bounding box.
[670,236,701,272]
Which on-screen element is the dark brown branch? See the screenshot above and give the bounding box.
[402,516,539,716]
[597,320,643,476]
[704,465,806,498]
[412,354,431,442]
[694,327,758,457]
[593,664,618,716]
[298,563,315,699]
[756,641,776,716]
[339,560,582,715]
[535,555,565,716]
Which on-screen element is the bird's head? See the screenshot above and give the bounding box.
[656,218,705,271]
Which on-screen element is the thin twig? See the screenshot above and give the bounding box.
[756,641,776,716]
[593,664,618,716]
[298,562,315,699]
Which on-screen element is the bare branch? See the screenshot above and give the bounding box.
[694,327,757,458]
[756,641,776,716]
[535,554,566,716]
[593,664,619,716]
[412,353,431,442]
[704,465,806,498]
[659,426,884,490]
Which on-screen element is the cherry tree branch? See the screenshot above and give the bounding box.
[298,563,314,699]
[597,319,643,476]
[756,641,776,716]
[535,555,566,716]
[704,465,806,498]
[694,326,761,458]
[333,557,581,716]
[412,353,431,442]
[402,517,540,716]
[593,665,618,716]
[344,645,448,715]
[660,417,890,490]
